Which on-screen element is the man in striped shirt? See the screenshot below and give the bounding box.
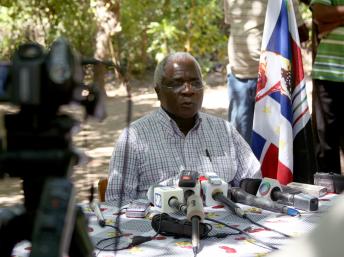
[105,52,261,203]
[311,0,344,173]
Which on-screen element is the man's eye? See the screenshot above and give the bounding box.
[191,81,203,88]
[166,82,181,88]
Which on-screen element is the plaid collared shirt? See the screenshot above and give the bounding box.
[105,107,261,202]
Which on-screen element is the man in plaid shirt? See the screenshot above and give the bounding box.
[106,52,261,203]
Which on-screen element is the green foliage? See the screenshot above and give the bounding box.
[0,1,97,60]
[0,0,227,75]
[114,0,228,74]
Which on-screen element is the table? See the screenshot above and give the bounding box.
[11,193,338,257]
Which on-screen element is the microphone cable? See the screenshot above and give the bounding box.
[95,210,163,254]
[243,215,291,238]
[205,217,279,251]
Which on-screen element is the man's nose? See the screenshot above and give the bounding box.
[180,82,194,93]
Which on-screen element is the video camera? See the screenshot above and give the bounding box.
[0,37,104,114]
[0,38,106,257]
[0,38,105,178]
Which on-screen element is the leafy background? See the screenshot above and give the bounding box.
[0,0,229,75]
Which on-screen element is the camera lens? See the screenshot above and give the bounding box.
[18,44,43,59]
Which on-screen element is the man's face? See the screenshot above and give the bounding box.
[156,55,204,119]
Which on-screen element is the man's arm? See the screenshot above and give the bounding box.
[227,124,261,186]
[312,3,344,24]
[311,3,344,37]
[105,128,139,203]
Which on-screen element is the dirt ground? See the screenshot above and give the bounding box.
[0,49,343,207]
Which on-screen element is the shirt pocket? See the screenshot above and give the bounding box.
[212,154,236,183]
[197,150,236,183]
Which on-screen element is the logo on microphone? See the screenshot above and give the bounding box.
[258,182,271,196]
[154,193,162,208]
[256,177,282,200]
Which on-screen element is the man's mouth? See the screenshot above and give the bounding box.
[181,102,193,107]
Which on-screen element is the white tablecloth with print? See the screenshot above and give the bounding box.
[12,193,338,257]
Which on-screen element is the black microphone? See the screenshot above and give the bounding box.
[91,202,106,227]
[168,197,187,214]
[239,178,262,195]
[212,191,246,218]
[229,187,300,216]
[240,178,318,211]
[151,213,210,238]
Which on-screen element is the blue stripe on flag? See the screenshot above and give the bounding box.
[266,0,291,60]
[270,91,293,123]
[292,83,306,103]
[251,131,266,159]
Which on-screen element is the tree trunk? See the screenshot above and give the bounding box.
[93,0,121,89]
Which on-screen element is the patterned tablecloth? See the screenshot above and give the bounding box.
[12,194,337,257]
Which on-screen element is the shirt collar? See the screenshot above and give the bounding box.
[156,107,202,136]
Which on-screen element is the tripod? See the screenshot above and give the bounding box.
[0,109,94,257]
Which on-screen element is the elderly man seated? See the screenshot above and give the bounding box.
[105,52,261,203]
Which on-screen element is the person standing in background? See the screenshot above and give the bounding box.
[310,0,344,174]
[223,0,309,145]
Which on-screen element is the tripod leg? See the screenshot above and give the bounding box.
[69,206,94,257]
[30,178,76,257]
[29,178,94,257]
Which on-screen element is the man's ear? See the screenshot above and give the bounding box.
[154,86,161,100]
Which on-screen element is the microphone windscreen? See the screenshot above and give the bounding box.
[239,178,262,195]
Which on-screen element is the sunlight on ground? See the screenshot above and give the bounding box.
[0,195,24,206]
[203,85,229,109]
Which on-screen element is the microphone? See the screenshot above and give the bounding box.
[200,172,228,206]
[185,193,204,256]
[212,191,245,218]
[239,178,262,195]
[256,177,282,199]
[147,185,184,213]
[91,202,106,227]
[186,194,205,222]
[230,187,300,216]
[178,170,201,200]
[200,173,245,218]
[146,184,163,204]
[178,170,204,256]
[240,178,319,211]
